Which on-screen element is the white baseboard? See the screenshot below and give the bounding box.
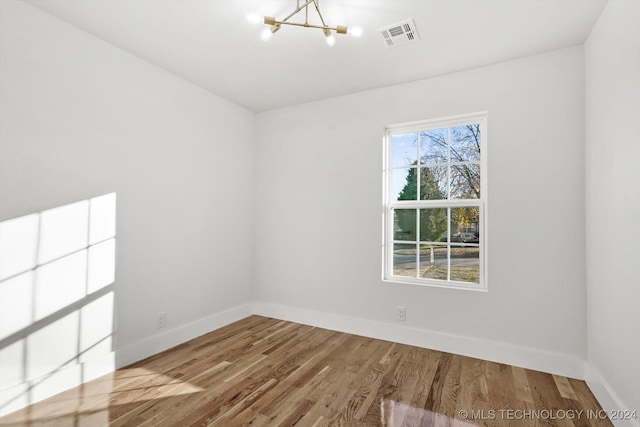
[585,363,640,427]
[115,303,253,368]
[251,301,586,380]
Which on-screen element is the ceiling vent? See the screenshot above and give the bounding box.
[377,19,420,48]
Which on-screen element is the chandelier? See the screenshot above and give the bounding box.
[260,0,361,46]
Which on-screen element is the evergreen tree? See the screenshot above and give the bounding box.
[395,165,447,242]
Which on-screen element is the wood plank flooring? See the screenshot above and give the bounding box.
[0,316,612,426]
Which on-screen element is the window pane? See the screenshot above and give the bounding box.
[419,166,447,200]
[391,133,418,167]
[450,164,480,199]
[450,207,480,242]
[450,246,480,284]
[394,209,416,241]
[419,129,448,164]
[391,168,416,201]
[450,125,481,162]
[419,245,447,280]
[393,244,417,277]
[419,208,447,242]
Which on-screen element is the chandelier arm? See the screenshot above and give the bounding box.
[280,0,315,24]
[312,0,329,28]
[276,21,338,31]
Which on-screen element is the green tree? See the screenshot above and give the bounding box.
[395,165,447,242]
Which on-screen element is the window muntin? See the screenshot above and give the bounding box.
[384,113,487,290]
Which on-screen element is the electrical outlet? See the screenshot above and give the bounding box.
[396,306,406,322]
[157,312,166,329]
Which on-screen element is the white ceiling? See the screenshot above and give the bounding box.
[26,0,607,112]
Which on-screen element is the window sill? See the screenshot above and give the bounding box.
[382,276,488,292]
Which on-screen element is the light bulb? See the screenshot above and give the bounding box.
[349,26,363,37]
[245,14,262,24]
[260,28,273,41]
[323,28,336,47]
[325,34,336,46]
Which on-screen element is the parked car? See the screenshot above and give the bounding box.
[441,233,479,243]
[458,232,479,243]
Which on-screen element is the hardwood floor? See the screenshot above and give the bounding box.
[0,316,612,426]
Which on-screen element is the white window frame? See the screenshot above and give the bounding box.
[383,112,488,291]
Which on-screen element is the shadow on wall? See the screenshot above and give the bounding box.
[0,194,117,417]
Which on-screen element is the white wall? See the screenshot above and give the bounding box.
[585,0,640,420]
[254,47,587,376]
[0,0,254,413]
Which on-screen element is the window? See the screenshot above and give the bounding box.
[383,112,487,290]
